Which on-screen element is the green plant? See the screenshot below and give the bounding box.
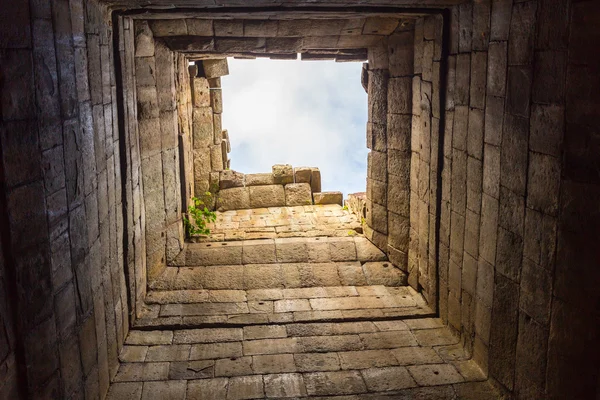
[342,205,348,211]
[183,193,217,237]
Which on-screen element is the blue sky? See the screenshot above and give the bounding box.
[221,57,368,199]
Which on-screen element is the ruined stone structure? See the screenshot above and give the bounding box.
[0,0,599,399]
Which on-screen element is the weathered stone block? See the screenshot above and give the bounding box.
[490,0,512,41]
[368,70,388,124]
[482,144,500,199]
[470,51,487,110]
[452,105,468,151]
[387,77,412,114]
[243,20,278,37]
[387,212,409,252]
[532,51,567,104]
[484,96,504,146]
[506,66,531,118]
[137,86,159,120]
[202,59,229,78]
[367,202,388,235]
[508,1,537,66]
[368,178,387,207]
[489,273,519,390]
[210,87,222,114]
[499,186,524,235]
[245,173,275,186]
[219,170,245,190]
[455,54,470,106]
[192,77,210,108]
[529,104,563,157]
[210,145,223,171]
[248,185,285,208]
[313,192,343,206]
[496,226,523,281]
[149,20,187,36]
[192,107,213,149]
[526,152,560,216]
[388,31,414,77]
[458,3,473,52]
[467,109,484,160]
[519,258,551,324]
[272,164,293,185]
[387,114,411,152]
[387,176,410,218]
[367,122,387,152]
[368,151,387,182]
[285,183,312,206]
[487,41,508,97]
[216,187,250,211]
[500,114,528,196]
[310,168,321,193]
[186,19,213,36]
[214,20,244,36]
[294,167,312,184]
[135,21,154,57]
[162,36,214,52]
[138,118,161,156]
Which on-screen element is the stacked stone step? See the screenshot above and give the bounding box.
[108,317,501,400]
[174,236,384,266]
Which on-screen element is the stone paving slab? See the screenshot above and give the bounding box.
[136,286,431,328]
[108,318,506,399]
[191,205,363,242]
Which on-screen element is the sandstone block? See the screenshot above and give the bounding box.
[135,21,154,57]
[285,183,313,206]
[192,77,210,108]
[213,114,222,145]
[246,173,275,186]
[210,145,223,171]
[186,242,243,266]
[248,185,285,208]
[219,170,244,190]
[192,107,213,149]
[313,192,343,206]
[202,59,229,78]
[362,261,407,286]
[221,145,228,169]
[185,19,213,36]
[149,20,187,36]
[216,187,250,211]
[294,167,312,184]
[310,168,322,193]
[354,237,387,262]
[273,164,293,184]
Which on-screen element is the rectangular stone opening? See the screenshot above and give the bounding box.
[118,12,444,330]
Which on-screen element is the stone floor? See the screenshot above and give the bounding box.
[196,205,362,242]
[107,318,504,399]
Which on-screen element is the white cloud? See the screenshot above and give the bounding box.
[221,57,368,198]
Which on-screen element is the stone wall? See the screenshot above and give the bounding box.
[408,15,444,311]
[190,58,230,201]
[363,22,418,292]
[0,0,133,397]
[435,0,600,397]
[214,165,343,211]
[134,20,185,280]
